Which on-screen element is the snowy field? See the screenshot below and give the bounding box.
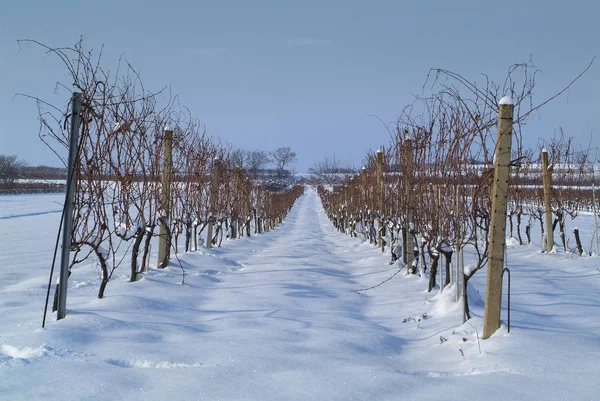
[0,188,599,400]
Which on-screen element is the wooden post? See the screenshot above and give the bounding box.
[404,140,415,270]
[483,97,514,339]
[438,186,443,292]
[256,186,262,234]
[206,158,220,249]
[264,191,270,232]
[541,149,554,252]
[157,127,173,268]
[402,226,408,264]
[231,166,241,240]
[343,185,349,233]
[455,184,461,302]
[350,182,356,236]
[361,167,367,205]
[460,248,466,323]
[377,149,384,252]
[593,184,599,255]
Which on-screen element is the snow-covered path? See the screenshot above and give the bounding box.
[1,188,599,400]
[185,188,414,399]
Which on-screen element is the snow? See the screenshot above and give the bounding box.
[499,95,513,105]
[1,188,600,400]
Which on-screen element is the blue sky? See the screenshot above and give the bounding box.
[1,0,598,172]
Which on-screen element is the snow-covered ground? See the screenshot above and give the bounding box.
[0,188,599,400]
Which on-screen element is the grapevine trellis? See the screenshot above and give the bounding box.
[29,40,303,322]
[317,62,598,338]
[29,40,596,337]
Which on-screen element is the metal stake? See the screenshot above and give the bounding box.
[57,92,81,321]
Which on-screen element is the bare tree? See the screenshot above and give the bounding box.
[309,154,356,184]
[246,150,270,178]
[0,154,27,189]
[229,148,246,169]
[270,147,297,173]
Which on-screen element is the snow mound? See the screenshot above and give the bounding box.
[506,237,520,246]
[429,283,462,316]
[1,344,53,359]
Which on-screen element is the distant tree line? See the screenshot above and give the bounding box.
[229,146,298,190]
[0,154,67,193]
[21,165,67,180]
[0,154,26,189]
[307,154,357,184]
[1,147,298,193]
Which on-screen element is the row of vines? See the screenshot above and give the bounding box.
[31,40,303,305]
[318,62,598,319]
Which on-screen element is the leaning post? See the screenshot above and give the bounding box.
[541,149,554,252]
[157,127,173,268]
[483,96,514,339]
[57,92,81,320]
